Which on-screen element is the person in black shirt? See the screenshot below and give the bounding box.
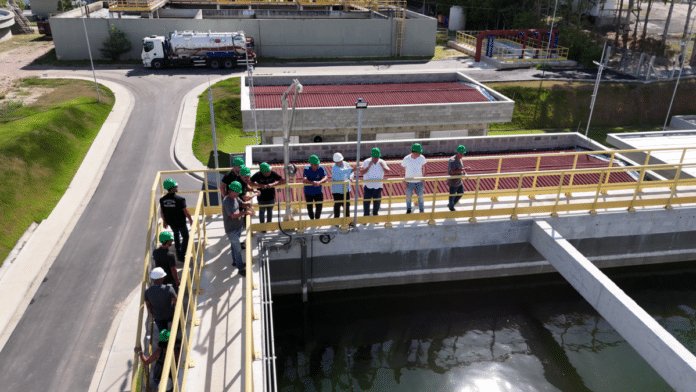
[159,179,193,262]
[220,157,246,198]
[250,162,285,224]
[153,231,180,289]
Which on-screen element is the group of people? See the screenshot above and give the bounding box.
[143,144,472,333]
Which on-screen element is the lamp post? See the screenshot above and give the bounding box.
[79,1,100,103]
[353,98,368,228]
[585,41,607,137]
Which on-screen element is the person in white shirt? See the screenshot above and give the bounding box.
[331,152,355,218]
[359,147,391,216]
[401,143,428,214]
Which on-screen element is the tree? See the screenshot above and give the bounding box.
[641,0,654,42]
[631,0,641,50]
[681,0,695,58]
[99,25,132,61]
[661,0,676,53]
[623,0,636,49]
[56,0,75,12]
[615,0,625,46]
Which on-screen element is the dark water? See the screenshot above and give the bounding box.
[273,263,696,392]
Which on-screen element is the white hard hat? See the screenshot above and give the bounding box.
[333,152,344,162]
[150,267,167,280]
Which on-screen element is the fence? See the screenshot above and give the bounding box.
[455,30,569,62]
[132,146,696,392]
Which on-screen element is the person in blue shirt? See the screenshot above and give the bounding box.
[331,152,355,218]
[303,155,328,220]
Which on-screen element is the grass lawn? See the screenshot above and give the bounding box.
[0,33,50,54]
[0,78,114,264]
[193,77,258,167]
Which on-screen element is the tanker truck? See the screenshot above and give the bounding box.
[142,30,256,69]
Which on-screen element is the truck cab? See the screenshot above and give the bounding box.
[142,36,167,69]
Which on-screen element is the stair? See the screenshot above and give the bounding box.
[9,0,34,34]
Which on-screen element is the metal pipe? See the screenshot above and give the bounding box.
[79,3,100,103]
[586,41,607,137]
[281,80,303,221]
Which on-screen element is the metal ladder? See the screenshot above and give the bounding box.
[9,0,34,34]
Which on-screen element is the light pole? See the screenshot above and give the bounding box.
[208,85,220,189]
[585,41,607,137]
[79,1,100,103]
[281,79,303,221]
[353,98,368,228]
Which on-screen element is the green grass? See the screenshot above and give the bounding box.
[0,78,114,263]
[193,77,257,166]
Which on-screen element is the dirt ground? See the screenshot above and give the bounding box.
[0,33,54,97]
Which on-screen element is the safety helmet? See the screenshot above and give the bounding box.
[150,267,167,280]
[163,179,178,190]
[159,231,174,243]
[333,152,344,162]
[159,329,170,343]
[457,145,466,154]
[411,143,423,153]
[260,162,271,173]
[240,166,251,177]
[309,155,320,165]
[228,181,243,194]
[371,147,381,158]
[232,157,245,167]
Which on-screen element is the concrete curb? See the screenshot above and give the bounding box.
[172,73,244,177]
[0,77,135,353]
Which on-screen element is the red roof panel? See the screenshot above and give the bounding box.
[253,82,492,109]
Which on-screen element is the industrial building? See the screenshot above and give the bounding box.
[42,0,436,61]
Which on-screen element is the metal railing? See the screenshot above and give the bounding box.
[132,146,696,392]
[108,0,167,11]
[455,30,569,62]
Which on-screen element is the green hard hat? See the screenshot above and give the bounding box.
[371,147,381,158]
[228,181,243,194]
[159,231,174,243]
[159,329,170,343]
[411,143,423,153]
[240,166,251,177]
[232,157,245,167]
[457,145,466,154]
[260,162,271,173]
[309,155,320,165]
[163,178,178,190]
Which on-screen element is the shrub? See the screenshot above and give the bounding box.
[56,0,75,12]
[99,24,132,61]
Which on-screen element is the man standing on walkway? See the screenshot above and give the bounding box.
[303,155,328,220]
[160,179,193,262]
[250,162,285,224]
[220,157,246,197]
[223,181,254,277]
[331,152,355,219]
[402,143,428,214]
[448,145,471,211]
[145,267,177,332]
[360,147,391,216]
[153,231,180,289]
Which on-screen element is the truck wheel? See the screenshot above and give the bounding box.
[208,59,221,69]
[151,59,165,70]
[223,58,237,69]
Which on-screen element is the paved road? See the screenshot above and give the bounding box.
[0,59,631,391]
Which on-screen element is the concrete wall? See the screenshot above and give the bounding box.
[241,71,514,143]
[30,0,58,18]
[670,115,696,130]
[51,6,436,60]
[265,206,696,293]
[0,10,14,43]
[247,132,599,164]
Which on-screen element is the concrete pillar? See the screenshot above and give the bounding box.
[530,220,696,392]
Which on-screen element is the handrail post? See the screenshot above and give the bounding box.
[590,168,607,215]
[385,181,394,228]
[428,178,438,226]
[565,155,579,197]
[529,155,541,200]
[601,151,615,194]
[637,151,651,194]
[491,157,502,201]
[551,171,565,217]
[666,163,683,210]
[469,177,481,223]
[295,184,304,233]
[628,166,647,212]
[511,173,524,220]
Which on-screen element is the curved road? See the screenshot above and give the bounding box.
[0,60,612,392]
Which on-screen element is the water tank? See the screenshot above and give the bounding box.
[448,6,465,31]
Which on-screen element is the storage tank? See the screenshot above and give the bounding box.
[448,6,465,31]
